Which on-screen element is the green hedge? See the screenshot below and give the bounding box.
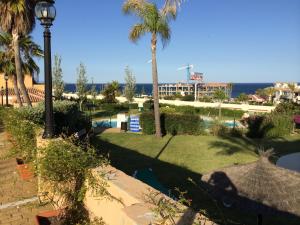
[159,104,244,118]
[140,112,204,135]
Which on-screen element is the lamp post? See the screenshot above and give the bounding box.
[4,74,8,106]
[35,0,56,138]
[1,87,3,106]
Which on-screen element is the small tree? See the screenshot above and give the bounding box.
[237,93,248,103]
[124,66,136,102]
[76,62,88,111]
[52,54,65,100]
[102,81,120,103]
[213,89,226,119]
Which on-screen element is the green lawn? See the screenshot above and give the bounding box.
[92,133,300,225]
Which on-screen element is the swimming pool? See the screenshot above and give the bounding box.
[93,119,117,128]
[277,153,300,173]
[203,120,242,128]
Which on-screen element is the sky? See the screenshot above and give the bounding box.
[31,0,300,83]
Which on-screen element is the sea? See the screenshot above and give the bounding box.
[65,83,275,98]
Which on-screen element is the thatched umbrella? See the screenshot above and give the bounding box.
[202,151,300,225]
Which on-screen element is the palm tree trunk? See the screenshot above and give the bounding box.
[12,74,23,107]
[151,33,162,138]
[12,31,32,107]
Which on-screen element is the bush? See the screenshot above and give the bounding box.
[1,108,36,162]
[143,99,154,111]
[210,121,229,136]
[140,112,204,135]
[181,95,194,101]
[17,100,91,135]
[246,113,293,138]
[163,95,176,100]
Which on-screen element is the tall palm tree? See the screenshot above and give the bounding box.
[0,0,36,106]
[0,32,43,106]
[123,0,177,137]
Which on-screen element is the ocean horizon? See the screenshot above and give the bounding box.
[64,83,298,98]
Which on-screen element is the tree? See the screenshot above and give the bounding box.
[0,32,43,107]
[124,66,136,102]
[288,83,296,102]
[123,0,179,137]
[213,89,226,119]
[52,54,64,100]
[102,81,120,103]
[264,87,275,103]
[237,93,248,103]
[90,77,97,107]
[0,0,36,106]
[76,63,88,111]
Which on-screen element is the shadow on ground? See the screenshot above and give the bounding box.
[92,135,300,225]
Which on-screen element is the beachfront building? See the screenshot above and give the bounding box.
[273,82,300,104]
[0,73,45,106]
[158,82,232,99]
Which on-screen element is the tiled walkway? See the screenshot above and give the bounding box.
[0,126,51,225]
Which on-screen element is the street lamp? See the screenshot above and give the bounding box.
[4,74,8,106]
[35,0,56,138]
[1,87,3,106]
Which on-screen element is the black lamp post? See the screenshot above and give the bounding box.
[1,86,3,106]
[4,74,8,106]
[35,0,56,139]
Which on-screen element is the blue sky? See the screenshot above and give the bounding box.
[31,0,300,83]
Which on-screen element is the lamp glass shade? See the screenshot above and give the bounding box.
[35,1,56,26]
[4,74,9,80]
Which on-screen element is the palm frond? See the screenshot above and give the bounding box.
[129,23,148,43]
[123,0,146,17]
[157,20,171,48]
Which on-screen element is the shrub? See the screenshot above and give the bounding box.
[163,95,176,100]
[17,100,91,135]
[140,112,156,134]
[181,95,194,101]
[143,99,154,111]
[39,138,109,224]
[1,108,36,162]
[140,112,204,135]
[246,113,293,138]
[210,121,229,136]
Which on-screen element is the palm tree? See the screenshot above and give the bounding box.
[123,0,178,137]
[0,32,43,106]
[264,87,275,103]
[0,0,36,106]
[288,83,296,102]
[213,89,226,119]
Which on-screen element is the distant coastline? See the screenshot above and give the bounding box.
[64,83,282,98]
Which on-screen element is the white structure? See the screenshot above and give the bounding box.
[274,82,300,104]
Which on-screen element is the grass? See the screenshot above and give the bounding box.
[92,133,300,225]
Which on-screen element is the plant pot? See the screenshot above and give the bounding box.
[16,158,34,180]
[35,210,61,225]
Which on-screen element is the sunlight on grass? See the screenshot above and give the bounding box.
[97,133,258,174]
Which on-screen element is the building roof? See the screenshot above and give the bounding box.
[1,88,44,103]
[202,154,300,217]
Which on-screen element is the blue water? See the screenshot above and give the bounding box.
[93,120,117,128]
[65,83,276,98]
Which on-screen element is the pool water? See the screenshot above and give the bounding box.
[277,153,300,173]
[203,120,242,128]
[93,120,117,128]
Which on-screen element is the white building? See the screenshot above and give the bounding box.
[274,82,300,104]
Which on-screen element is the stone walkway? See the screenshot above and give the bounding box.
[0,126,52,225]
